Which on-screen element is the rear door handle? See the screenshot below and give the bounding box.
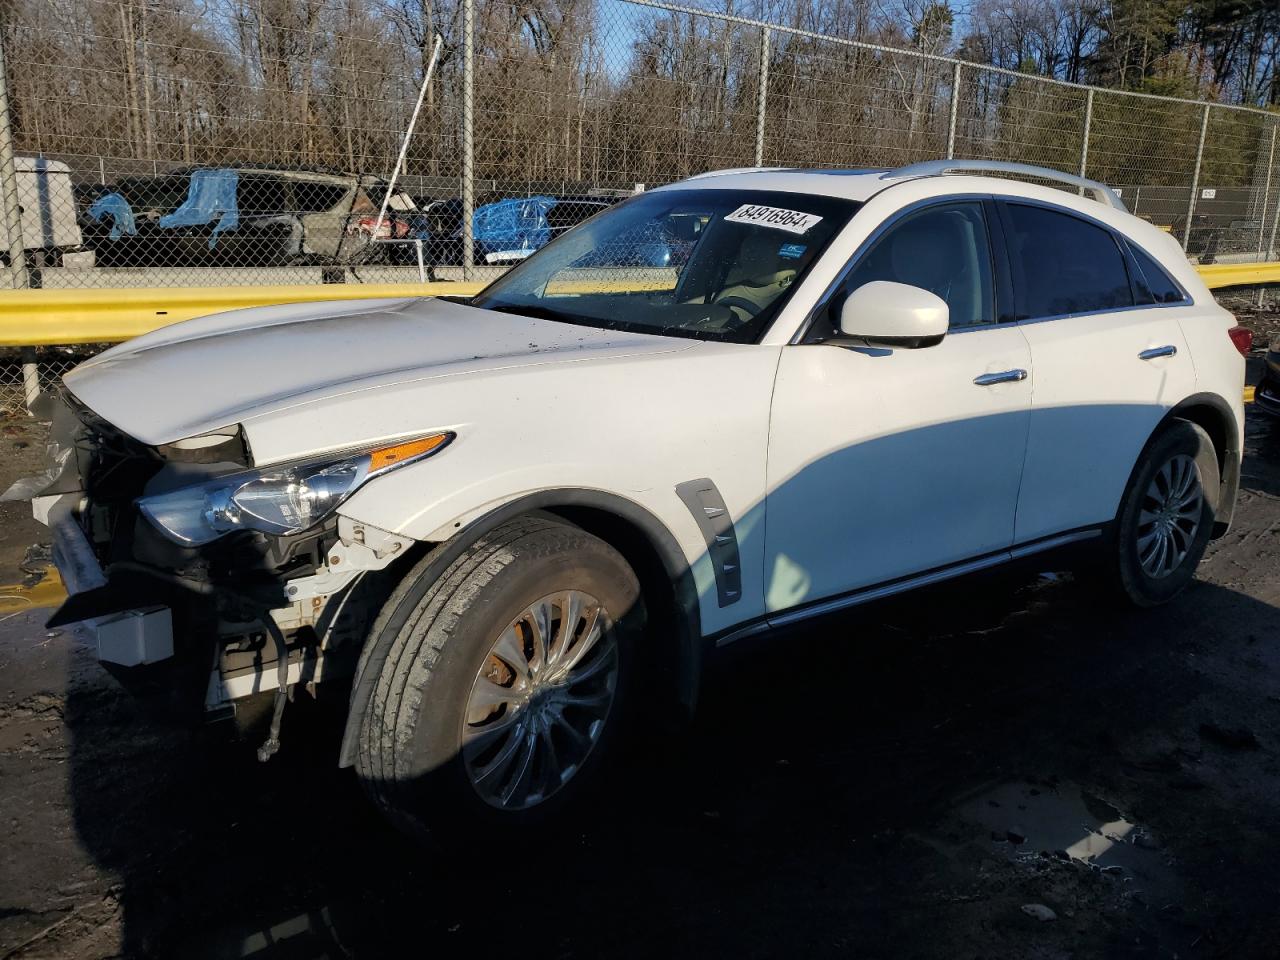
[1139,345,1177,360]
[973,369,1028,386]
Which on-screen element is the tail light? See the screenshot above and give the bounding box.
[1228,326,1253,357]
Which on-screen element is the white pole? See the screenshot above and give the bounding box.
[462,0,475,281]
[22,354,40,412]
[373,34,444,241]
[0,35,29,292]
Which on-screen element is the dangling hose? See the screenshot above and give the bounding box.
[256,616,291,762]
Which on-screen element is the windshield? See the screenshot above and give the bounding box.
[470,189,859,342]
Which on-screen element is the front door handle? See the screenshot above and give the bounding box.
[973,369,1028,386]
[1139,345,1177,360]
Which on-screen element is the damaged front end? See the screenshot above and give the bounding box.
[6,389,427,739]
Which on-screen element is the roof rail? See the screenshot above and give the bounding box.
[883,160,1127,211]
[686,166,790,180]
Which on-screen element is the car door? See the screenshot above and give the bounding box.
[997,199,1198,544]
[763,199,1033,614]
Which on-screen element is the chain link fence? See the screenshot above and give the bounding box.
[0,348,81,417]
[1,0,1279,414]
[1,0,1279,293]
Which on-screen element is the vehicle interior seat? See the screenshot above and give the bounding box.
[884,212,982,327]
[714,232,799,317]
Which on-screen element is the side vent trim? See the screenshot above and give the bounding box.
[675,478,742,607]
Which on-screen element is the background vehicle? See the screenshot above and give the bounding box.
[0,157,95,271]
[80,166,417,268]
[1256,337,1280,414]
[403,194,620,266]
[12,161,1249,844]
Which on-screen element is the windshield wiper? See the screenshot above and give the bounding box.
[480,302,604,328]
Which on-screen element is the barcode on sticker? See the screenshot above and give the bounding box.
[724,204,823,235]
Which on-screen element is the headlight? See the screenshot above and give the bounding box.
[137,433,453,546]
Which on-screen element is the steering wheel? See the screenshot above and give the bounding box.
[714,295,763,321]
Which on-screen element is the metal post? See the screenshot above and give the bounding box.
[461,0,475,282]
[1257,121,1277,263]
[1269,170,1280,263]
[0,33,29,291]
[754,27,769,167]
[1078,88,1093,190]
[373,34,442,242]
[1182,103,1211,254]
[21,347,40,413]
[946,62,961,160]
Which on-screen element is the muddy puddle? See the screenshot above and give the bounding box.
[933,779,1180,906]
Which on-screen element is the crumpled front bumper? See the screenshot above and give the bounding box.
[38,493,176,666]
[4,390,178,668]
[44,495,106,595]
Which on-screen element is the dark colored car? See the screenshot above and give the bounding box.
[1256,338,1280,415]
[407,195,621,267]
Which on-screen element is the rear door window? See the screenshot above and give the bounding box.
[290,181,349,213]
[1005,203,1133,319]
[238,177,287,217]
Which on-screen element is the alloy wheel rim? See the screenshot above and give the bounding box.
[1136,453,1203,580]
[461,590,618,810]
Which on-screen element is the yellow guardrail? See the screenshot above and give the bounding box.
[0,261,1276,347]
[1195,262,1280,290]
[0,283,484,347]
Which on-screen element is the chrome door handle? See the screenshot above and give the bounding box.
[973,369,1027,386]
[1139,345,1177,360]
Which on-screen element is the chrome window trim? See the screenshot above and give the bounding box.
[1013,300,1192,328]
[790,193,996,345]
[792,190,1193,346]
[996,195,1193,322]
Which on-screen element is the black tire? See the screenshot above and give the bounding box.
[354,515,642,843]
[1104,419,1219,607]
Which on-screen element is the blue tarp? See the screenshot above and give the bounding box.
[472,196,556,257]
[159,168,240,247]
[87,192,137,240]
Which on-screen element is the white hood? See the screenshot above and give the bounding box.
[63,296,682,446]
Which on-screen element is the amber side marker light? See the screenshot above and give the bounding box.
[369,433,453,474]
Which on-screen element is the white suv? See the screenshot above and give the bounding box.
[15,161,1250,840]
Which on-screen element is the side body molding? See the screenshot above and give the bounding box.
[338,488,703,768]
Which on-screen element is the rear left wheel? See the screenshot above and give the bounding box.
[1104,419,1219,607]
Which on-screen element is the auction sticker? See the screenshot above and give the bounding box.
[724,204,823,235]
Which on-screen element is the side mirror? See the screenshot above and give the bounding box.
[838,280,949,348]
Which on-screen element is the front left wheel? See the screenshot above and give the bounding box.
[355,515,641,842]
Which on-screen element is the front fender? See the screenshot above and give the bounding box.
[336,488,704,768]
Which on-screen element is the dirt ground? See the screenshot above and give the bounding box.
[1,310,1279,959]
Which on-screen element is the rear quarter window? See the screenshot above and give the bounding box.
[1127,242,1188,304]
[1006,203,1134,319]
